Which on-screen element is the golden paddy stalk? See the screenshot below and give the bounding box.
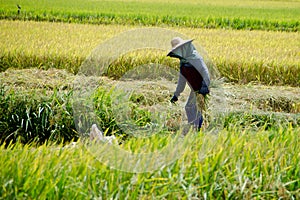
[1,20,299,85]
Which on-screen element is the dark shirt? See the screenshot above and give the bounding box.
[180,62,203,91]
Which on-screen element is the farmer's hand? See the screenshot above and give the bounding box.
[170,95,178,104]
[198,81,209,95]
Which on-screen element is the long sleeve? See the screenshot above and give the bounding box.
[174,73,187,97]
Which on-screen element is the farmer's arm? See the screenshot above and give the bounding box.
[174,73,186,97]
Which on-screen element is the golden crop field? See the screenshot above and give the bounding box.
[1,20,299,85]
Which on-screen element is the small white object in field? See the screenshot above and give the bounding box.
[90,124,116,144]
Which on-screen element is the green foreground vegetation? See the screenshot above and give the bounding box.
[1,0,300,198]
[1,127,299,199]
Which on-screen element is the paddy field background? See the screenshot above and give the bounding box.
[0,0,299,199]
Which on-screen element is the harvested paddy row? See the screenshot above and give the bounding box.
[1,68,299,144]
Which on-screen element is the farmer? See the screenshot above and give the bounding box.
[167,37,210,131]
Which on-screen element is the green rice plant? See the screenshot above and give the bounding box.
[223,111,300,131]
[2,11,299,31]
[0,85,77,145]
[0,126,299,199]
[0,0,299,31]
[0,81,170,144]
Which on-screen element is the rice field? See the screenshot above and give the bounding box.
[1,0,300,199]
[1,67,299,198]
[1,0,300,31]
[1,127,299,199]
[1,20,299,85]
